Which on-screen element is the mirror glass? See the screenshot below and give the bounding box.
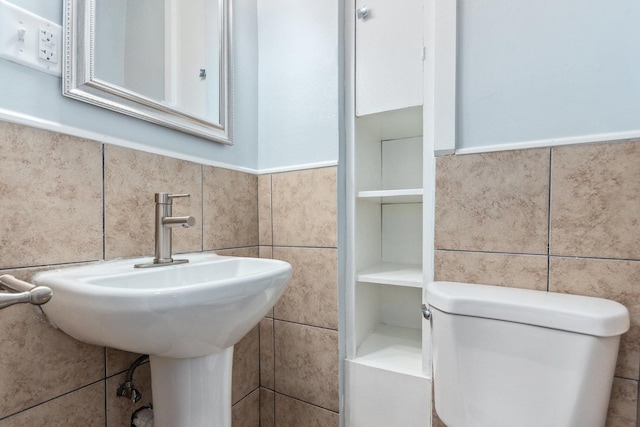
[63,0,232,144]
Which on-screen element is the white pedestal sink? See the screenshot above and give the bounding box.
[33,253,292,427]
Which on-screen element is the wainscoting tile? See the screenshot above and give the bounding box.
[260,388,275,427]
[203,166,258,250]
[232,389,260,427]
[216,247,259,257]
[0,268,103,418]
[435,148,550,254]
[260,318,275,389]
[272,167,337,248]
[260,388,276,427]
[550,140,640,260]
[549,257,640,380]
[260,247,275,318]
[232,326,260,405]
[274,393,339,427]
[434,250,548,290]
[106,349,151,377]
[104,145,202,259]
[606,377,637,427]
[258,174,273,246]
[274,321,339,412]
[272,247,338,329]
[259,246,273,259]
[0,382,104,427]
[0,122,102,268]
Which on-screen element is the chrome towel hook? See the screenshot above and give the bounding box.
[0,274,52,309]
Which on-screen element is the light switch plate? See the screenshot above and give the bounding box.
[0,0,62,76]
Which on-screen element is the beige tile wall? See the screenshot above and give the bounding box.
[258,167,340,427]
[433,140,640,427]
[0,121,261,425]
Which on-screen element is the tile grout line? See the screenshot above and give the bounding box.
[270,174,274,247]
[101,144,109,427]
[0,379,105,422]
[272,316,277,424]
[102,144,106,261]
[272,317,339,333]
[232,387,260,408]
[103,370,108,427]
[270,173,277,424]
[433,248,640,264]
[547,148,553,292]
[434,248,547,257]
[272,390,340,416]
[201,165,204,253]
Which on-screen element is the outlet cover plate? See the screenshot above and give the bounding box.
[0,0,62,77]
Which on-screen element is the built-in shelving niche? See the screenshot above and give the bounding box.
[352,107,425,378]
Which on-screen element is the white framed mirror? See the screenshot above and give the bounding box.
[63,0,233,145]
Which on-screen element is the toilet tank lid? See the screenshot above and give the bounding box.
[426,281,630,337]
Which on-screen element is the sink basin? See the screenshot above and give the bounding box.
[35,253,291,358]
[34,252,292,427]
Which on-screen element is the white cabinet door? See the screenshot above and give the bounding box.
[355,0,424,116]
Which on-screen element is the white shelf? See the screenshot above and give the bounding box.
[357,188,423,204]
[357,263,423,287]
[354,324,424,377]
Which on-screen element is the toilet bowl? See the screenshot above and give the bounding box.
[427,281,630,427]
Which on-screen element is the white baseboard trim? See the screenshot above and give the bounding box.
[454,130,640,156]
[257,160,339,175]
[0,108,262,173]
[0,108,340,175]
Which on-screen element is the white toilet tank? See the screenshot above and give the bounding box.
[427,281,630,427]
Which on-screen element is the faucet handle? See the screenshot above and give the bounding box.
[155,193,190,204]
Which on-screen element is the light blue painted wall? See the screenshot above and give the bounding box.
[1,0,259,170]
[457,0,640,150]
[9,0,60,22]
[2,0,341,172]
[257,0,341,171]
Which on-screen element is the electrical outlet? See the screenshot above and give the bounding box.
[39,27,58,64]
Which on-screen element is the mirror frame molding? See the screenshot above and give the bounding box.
[62,0,233,145]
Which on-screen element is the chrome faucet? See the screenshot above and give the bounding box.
[135,193,196,268]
